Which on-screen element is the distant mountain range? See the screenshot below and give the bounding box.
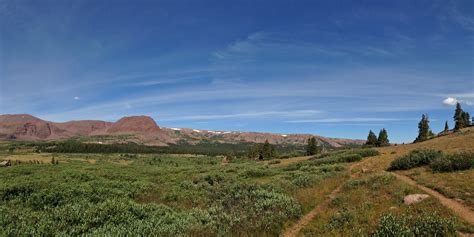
[0,114,365,148]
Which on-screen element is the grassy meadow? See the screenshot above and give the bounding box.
[1,128,473,236]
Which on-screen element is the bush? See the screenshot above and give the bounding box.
[372,212,456,237]
[354,149,380,158]
[430,152,474,172]
[388,149,442,171]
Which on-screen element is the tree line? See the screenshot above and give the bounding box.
[414,102,471,143]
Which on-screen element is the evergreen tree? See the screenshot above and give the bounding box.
[365,130,378,147]
[261,140,274,160]
[444,120,449,132]
[464,112,471,126]
[454,102,466,131]
[377,128,390,147]
[414,114,432,143]
[306,137,320,155]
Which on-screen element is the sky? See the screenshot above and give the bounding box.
[0,0,473,143]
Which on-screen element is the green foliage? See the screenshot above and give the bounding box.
[326,208,353,230]
[454,102,471,131]
[247,140,276,160]
[388,149,442,171]
[306,137,321,155]
[365,130,378,147]
[372,212,456,237]
[430,152,474,172]
[414,114,433,143]
[377,128,390,147]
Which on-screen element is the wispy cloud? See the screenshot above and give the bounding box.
[286,117,416,123]
[158,110,322,121]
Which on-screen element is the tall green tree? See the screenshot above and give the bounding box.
[454,102,466,131]
[377,128,390,147]
[365,130,378,147]
[261,140,274,160]
[444,120,449,132]
[415,114,432,143]
[306,137,321,155]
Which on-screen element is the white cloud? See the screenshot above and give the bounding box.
[442,97,473,106]
[442,97,458,106]
[73,96,80,100]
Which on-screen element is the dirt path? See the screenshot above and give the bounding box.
[392,172,474,225]
[281,163,359,237]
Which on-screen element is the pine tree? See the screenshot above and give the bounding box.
[444,120,449,132]
[454,102,465,131]
[366,130,378,147]
[377,128,389,147]
[261,140,274,160]
[415,114,432,143]
[464,112,471,126]
[306,137,320,155]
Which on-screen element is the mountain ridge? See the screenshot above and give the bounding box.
[0,114,365,148]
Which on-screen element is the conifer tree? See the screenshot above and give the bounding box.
[464,112,471,126]
[377,128,389,147]
[365,130,378,147]
[444,120,449,132]
[415,114,432,143]
[261,140,274,160]
[306,137,320,155]
[454,102,465,131]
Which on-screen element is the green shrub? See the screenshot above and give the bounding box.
[241,168,274,178]
[372,212,456,237]
[388,149,442,171]
[354,149,380,158]
[325,208,353,230]
[430,152,474,172]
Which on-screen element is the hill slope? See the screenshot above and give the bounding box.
[0,114,365,148]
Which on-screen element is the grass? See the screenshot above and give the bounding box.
[0,145,355,236]
[0,128,473,235]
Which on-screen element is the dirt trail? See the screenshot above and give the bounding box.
[281,185,342,237]
[281,163,359,237]
[392,172,474,225]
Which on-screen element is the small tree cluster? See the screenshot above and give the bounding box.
[414,114,434,143]
[247,140,275,160]
[306,137,322,155]
[454,102,471,131]
[366,129,390,147]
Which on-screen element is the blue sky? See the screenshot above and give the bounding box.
[1,0,473,143]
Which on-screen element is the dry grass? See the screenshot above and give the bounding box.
[293,128,474,236]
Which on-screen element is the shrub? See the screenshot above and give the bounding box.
[430,152,474,172]
[372,212,456,237]
[355,149,380,158]
[325,208,353,230]
[388,149,441,171]
[241,168,273,178]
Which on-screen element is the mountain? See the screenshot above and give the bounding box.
[0,114,365,147]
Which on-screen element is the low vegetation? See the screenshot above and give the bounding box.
[388,149,442,171]
[1,142,370,236]
[430,152,474,172]
[372,212,456,236]
[389,148,474,173]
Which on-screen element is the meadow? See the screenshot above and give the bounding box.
[1,129,473,236]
